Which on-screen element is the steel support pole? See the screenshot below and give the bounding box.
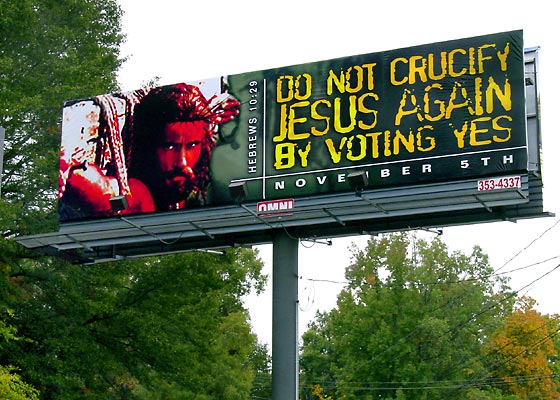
[271,230,299,400]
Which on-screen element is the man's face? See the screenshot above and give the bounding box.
[156,120,208,196]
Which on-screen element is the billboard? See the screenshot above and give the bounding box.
[58,30,527,222]
[15,32,548,264]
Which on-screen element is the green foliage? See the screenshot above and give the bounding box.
[0,0,124,236]
[0,365,39,400]
[1,249,266,399]
[249,341,272,399]
[300,232,520,400]
[0,308,37,399]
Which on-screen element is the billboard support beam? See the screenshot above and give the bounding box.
[272,229,299,400]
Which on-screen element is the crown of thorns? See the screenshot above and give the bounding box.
[134,83,240,133]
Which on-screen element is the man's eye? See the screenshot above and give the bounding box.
[186,141,201,149]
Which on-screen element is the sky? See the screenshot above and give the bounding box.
[116,0,559,347]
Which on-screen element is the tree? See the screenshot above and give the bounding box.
[1,249,266,399]
[550,314,560,394]
[1,2,271,399]
[300,232,518,400]
[0,0,124,236]
[249,341,272,399]
[1,1,124,396]
[0,366,39,400]
[0,312,39,400]
[486,297,559,399]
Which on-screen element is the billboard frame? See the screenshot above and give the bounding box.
[16,173,550,264]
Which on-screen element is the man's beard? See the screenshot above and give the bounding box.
[163,168,197,200]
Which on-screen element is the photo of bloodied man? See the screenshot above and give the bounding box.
[58,79,240,221]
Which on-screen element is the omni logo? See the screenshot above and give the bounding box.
[256,199,295,217]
